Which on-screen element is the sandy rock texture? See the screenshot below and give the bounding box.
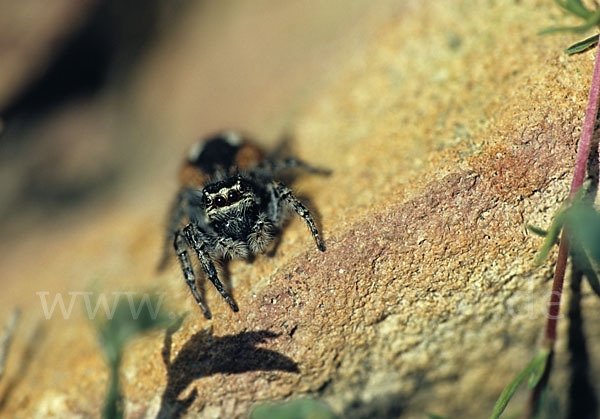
[1,0,600,418]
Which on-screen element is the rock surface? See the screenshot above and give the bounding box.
[2,0,600,418]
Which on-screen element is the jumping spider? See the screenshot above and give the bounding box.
[161,131,328,319]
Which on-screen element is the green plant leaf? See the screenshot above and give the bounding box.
[95,293,171,359]
[554,0,593,19]
[584,267,600,297]
[526,224,548,237]
[533,186,590,264]
[91,292,171,419]
[534,208,567,265]
[540,6,600,35]
[250,398,337,419]
[103,363,123,419]
[567,203,600,263]
[568,214,600,297]
[490,350,551,419]
[527,352,550,389]
[565,33,600,54]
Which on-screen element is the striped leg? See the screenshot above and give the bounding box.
[173,230,211,319]
[271,181,326,252]
[182,224,239,313]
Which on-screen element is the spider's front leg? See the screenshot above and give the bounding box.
[174,229,212,319]
[182,223,239,314]
[270,181,326,252]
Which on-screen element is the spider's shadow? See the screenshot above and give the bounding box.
[157,320,299,419]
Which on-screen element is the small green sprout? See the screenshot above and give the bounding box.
[541,0,600,54]
[92,293,171,419]
[250,398,337,419]
[528,185,600,298]
[491,349,551,419]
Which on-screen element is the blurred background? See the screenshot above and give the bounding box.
[0,0,401,251]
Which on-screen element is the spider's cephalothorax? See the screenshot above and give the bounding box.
[161,131,328,319]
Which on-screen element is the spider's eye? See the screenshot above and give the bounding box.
[214,195,227,207]
[227,190,241,203]
[203,195,212,207]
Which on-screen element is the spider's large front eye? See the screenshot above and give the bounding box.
[203,195,212,207]
[227,190,241,203]
[214,195,227,207]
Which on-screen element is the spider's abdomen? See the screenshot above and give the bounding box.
[178,131,264,189]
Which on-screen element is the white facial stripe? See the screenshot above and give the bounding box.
[207,180,242,198]
[207,186,239,198]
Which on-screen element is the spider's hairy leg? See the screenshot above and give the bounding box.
[183,224,239,313]
[173,230,212,319]
[257,157,331,176]
[271,181,326,252]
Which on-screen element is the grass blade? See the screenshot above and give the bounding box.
[526,224,548,237]
[250,398,337,419]
[565,33,600,54]
[534,208,567,264]
[540,6,600,35]
[569,230,600,297]
[557,0,593,19]
[491,350,550,419]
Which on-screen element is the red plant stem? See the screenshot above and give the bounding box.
[543,42,600,346]
[543,235,570,344]
[526,42,600,419]
[569,43,600,200]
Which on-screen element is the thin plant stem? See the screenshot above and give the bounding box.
[569,45,600,200]
[545,37,600,344]
[544,235,571,346]
[103,357,122,419]
[526,41,600,418]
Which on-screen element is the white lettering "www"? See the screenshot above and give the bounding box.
[36,292,164,320]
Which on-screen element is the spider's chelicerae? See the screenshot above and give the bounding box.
[161,131,328,319]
